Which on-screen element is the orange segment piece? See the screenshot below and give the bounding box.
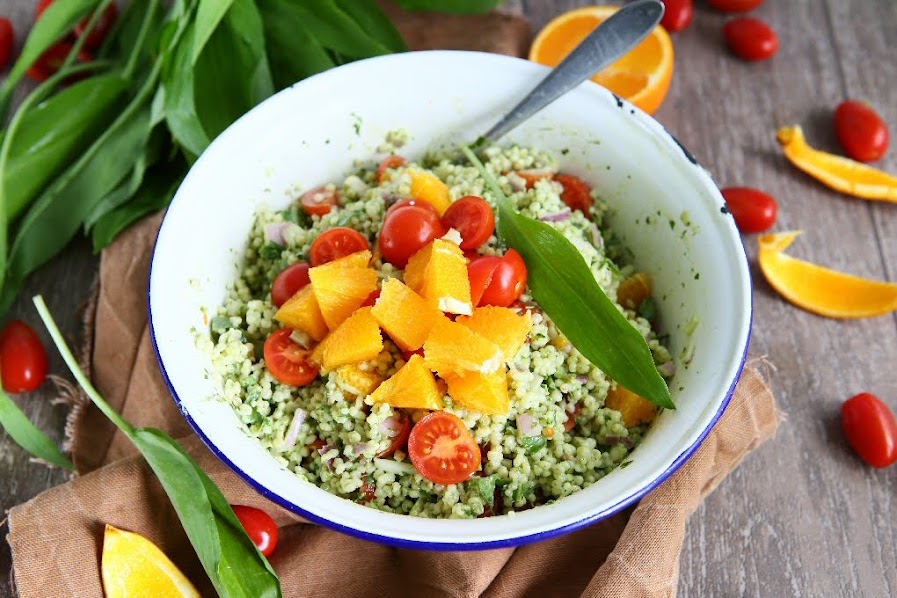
[616,272,652,310]
[101,525,200,598]
[529,6,674,114]
[334,363,386,397]
[274,285,328,341]
[311,307,383,371]
[605,385,658,427]
[418,239,472,315]
[408,170,453,215]
[403,242,433,293]
[370,354,443,410]
[777,125,897,201]
[371,278,443,351]
[456,307,532,362]
[309,260,379,330]
[758,231,897,318]
[423,318,503,377]
[444,369,510,415]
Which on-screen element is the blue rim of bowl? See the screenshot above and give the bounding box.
[148,50,753,551]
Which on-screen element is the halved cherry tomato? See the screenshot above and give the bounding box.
[709,0,764,12]
[723,17,778,61]
[231,505,279,557]
[377,411,412,458]
[721,187,778,233]
[554,173,593,213]
[362,288,381,308]
[300,185,340,216]
[834,100,890,163]
[270,262,311,308]
[440,195,495,251]
[407,412,480,484]
[0,320,49,393]
[842,392,897,468]
[515,168,555,189]
[359,478,377,503]
[376,155,406,183]
[309,227,369,266]
[263,328,319,386]
[469,251,530,307]
[378,205,445,268]
[0,18,14,70]
[661,0,693,33]
[564,402,583,432]
[385,198,438,218]
[26,42,93,82]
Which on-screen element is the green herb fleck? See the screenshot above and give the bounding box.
[259,242,282,260]
[471,475,497,508]
[520,435,546,455]
[638,297,656,321]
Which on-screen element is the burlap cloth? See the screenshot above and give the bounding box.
[6,9,780,597]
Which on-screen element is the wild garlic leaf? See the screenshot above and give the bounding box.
[0,390,74,471]
[392,0,503,14]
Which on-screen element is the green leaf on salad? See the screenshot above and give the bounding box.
[0,390,74,471]
[393,0,503,14]
[462,146,674,410]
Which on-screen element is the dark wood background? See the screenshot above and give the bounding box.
[2,1,896,596]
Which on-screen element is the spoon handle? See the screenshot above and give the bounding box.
[482,0,665,143]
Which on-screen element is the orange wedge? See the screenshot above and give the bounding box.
[529,6,674,114]
[758,231,897,318]
[101,524,200,598]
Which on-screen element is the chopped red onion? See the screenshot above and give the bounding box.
[516,414,538,436]
[508,174,527,192]
[539,209,572,222]
[317,443,338,470]
[380,414,403,438]
[576,375,589,384]
[658,361,676,378]
[281,408,307,450]
[265,222,292,246]
[348,443,370,458]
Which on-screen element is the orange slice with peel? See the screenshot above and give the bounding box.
[758,231,897,318]
[529,6,674,114]
[101,524,200,598]
[777,126,897,201]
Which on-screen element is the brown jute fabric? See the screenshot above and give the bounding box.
[7,9,780,595]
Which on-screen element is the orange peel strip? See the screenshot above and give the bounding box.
[758,231,897,318]
[777,126,897,201]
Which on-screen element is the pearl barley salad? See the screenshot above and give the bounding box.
[198,141,674,519]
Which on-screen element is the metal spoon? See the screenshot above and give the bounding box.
[481,0,665,144]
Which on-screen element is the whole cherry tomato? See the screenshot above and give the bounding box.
[376,154,406,183]
[0,18,14,71]
[270,262,311,307]
[841,392,897,468]
[377,411,412,458]
[834,100,890,163]
[378,205,445,268]
[554,173,593,213]
[74,3,118,49]
[708,0,764,12]
[300,185,340,216]
[468,250,528,307]
[26,41,93,82]
[407,412,480,484]
[440,195,495,250]
[231,505,279,557]
[309,227,369,266]
[0,320,49,393]
[723,17,778,61]
[721,187,778,233]
[263,328,319,386]
[661,0,693,33]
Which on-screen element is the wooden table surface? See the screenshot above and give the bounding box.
[2,1,896,596]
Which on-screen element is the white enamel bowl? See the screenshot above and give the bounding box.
[149,51,751,550]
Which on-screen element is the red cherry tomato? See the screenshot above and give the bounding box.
[385,198,438,218]
[709,0,764,12]
[74,3,118,49]
[309,227,369,266]
[263,328,319,386]
[554,173,593,213]
[661,0,693,33]
[481,249,528,307]
[721,187,778,233]
[377,411,412,458]
[231,505,279,557]
[300,185,340,217]
[0,18,14,70]
[440,196,496,251]
[834,100,890,163]
[270,262,311,308]
[723,17,778,61]
[0,320,49,393]
[515,168,555,189]
[467,255,502,306]
[378,205,445,268]
[407,412,480,485]
[841,392,897,468]
[26,41,93,82]
[376,154,406,183]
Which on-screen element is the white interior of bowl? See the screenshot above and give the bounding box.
[149,51,751,548]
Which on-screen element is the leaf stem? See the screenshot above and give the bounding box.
[60,0,114,72]
[123,0,161,80]
[32,295,135,437]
